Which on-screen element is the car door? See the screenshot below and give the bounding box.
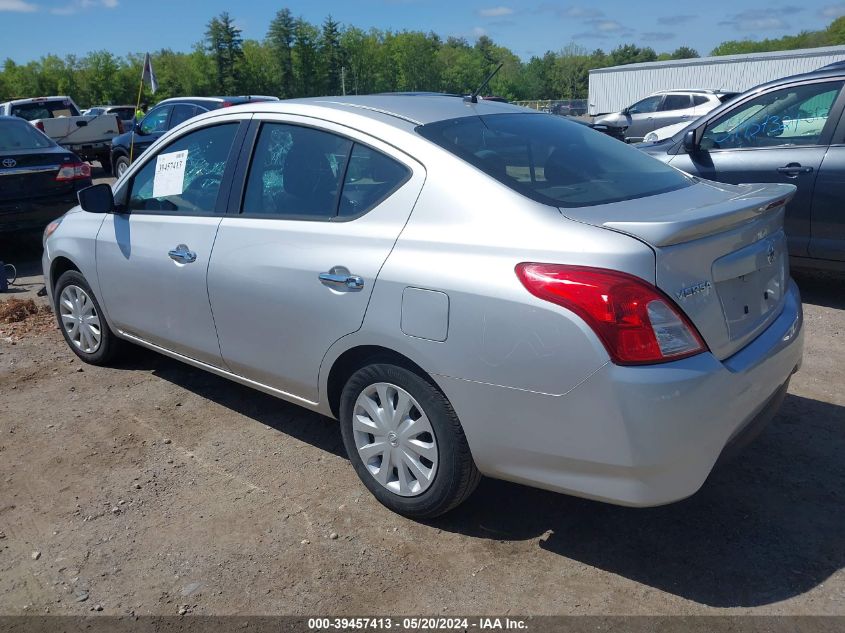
[810,110,845,262]
[669,79,845,258]
[96,115,248,365]
[651,93,694,131]
[131,104,172,158]
[207,117,425,403]
[624,95,663,140]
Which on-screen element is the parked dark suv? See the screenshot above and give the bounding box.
[639,66,845,271]
[110,96,279,177]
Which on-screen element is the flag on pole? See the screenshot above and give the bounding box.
[141,53,158,94]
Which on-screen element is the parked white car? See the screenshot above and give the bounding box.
[0,96,123,173]
[643,121,692,143]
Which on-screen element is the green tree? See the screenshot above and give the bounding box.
[320,15,344,95]
[292,17,320,96]
[267,8,295,98]
[206,12,243,94]
[671,46,699,59]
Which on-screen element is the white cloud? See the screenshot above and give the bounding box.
[472,26,488,36]
[51,0,117,14]
[0,0,38,11]
[478,6,513,17]
[820,2,845,18]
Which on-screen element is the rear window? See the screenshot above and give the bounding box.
[0,119,54,150]
[11,100,79,121]
[417,113,691,208]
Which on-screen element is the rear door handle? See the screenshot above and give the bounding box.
[168,244,197,264]
[319,272,364,291]
[777,163,814,176]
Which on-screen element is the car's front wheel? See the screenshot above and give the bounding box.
[339,363,481,518]
[113,155,130,179]
[54,270,123,365]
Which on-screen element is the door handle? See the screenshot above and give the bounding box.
[777,163,813,176]
[168,244,197,264]
[319,272,364,291]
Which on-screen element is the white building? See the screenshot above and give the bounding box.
[588,45,845,115]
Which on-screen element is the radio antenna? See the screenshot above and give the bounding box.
[465,62,504,104]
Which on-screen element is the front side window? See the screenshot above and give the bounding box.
[701,81,844,150]
[628,96,662,114]
[417,113,692,208]
[242,123,352,219]
[661,95,691,111]
[139,106,171,135]
[127,123,238,214]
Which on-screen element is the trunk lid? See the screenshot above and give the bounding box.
[560,180,796,360]
[0,149,76,203]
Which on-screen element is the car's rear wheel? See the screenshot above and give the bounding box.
[339,363,480,518]
[54,270,123,365]
[114,155,130,179]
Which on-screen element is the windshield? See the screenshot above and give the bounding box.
[417,113,691,208]
[11,100,79,121]
[0,119,54,150]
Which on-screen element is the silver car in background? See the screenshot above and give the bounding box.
[42,96,803,518]
[594,89,739,142]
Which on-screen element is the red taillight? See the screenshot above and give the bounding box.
[35,121,45,132]
[515,263,707,365]
[55,161,92,182]
[221,101,233,108]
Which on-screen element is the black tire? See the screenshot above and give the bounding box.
[113,154,130,179]
[53,270,123,365]
[339,363,481,519]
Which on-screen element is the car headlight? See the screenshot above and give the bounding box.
[43,216,64,246]
[644,132,658,143]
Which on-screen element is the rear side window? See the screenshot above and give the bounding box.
[661,95,691,111]
[339,144,410,218]
[417,113,691,208]
[243,123,352,219]
[170,104,199,128]
[127,123,239,214]
[0,119,54,150]
[693,95,711,106]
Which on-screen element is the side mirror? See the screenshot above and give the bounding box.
[683,129,698,153]
[77,183,115,214]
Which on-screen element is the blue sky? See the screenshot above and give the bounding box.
[2,0,845,62]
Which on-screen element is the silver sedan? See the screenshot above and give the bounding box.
[42,95,804,518]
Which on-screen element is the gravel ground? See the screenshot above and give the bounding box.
[0,231,843,617]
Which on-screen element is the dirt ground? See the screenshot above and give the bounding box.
[1,231,844,618]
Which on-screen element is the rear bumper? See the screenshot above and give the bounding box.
[0,195,78,233]
[436,279,804,507]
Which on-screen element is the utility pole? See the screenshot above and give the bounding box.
[341,66,346,96]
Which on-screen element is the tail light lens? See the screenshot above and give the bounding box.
[515,263,707,365]
[55,161,92,182]
[34,121,46,132]
[221,101,233,108]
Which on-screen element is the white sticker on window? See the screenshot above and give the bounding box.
[152,150,188,198]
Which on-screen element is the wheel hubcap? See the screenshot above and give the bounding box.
[352,382,438,497]
[117,162,127,177]
[59,285,102,354]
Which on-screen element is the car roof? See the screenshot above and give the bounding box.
[252,94,530,126]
